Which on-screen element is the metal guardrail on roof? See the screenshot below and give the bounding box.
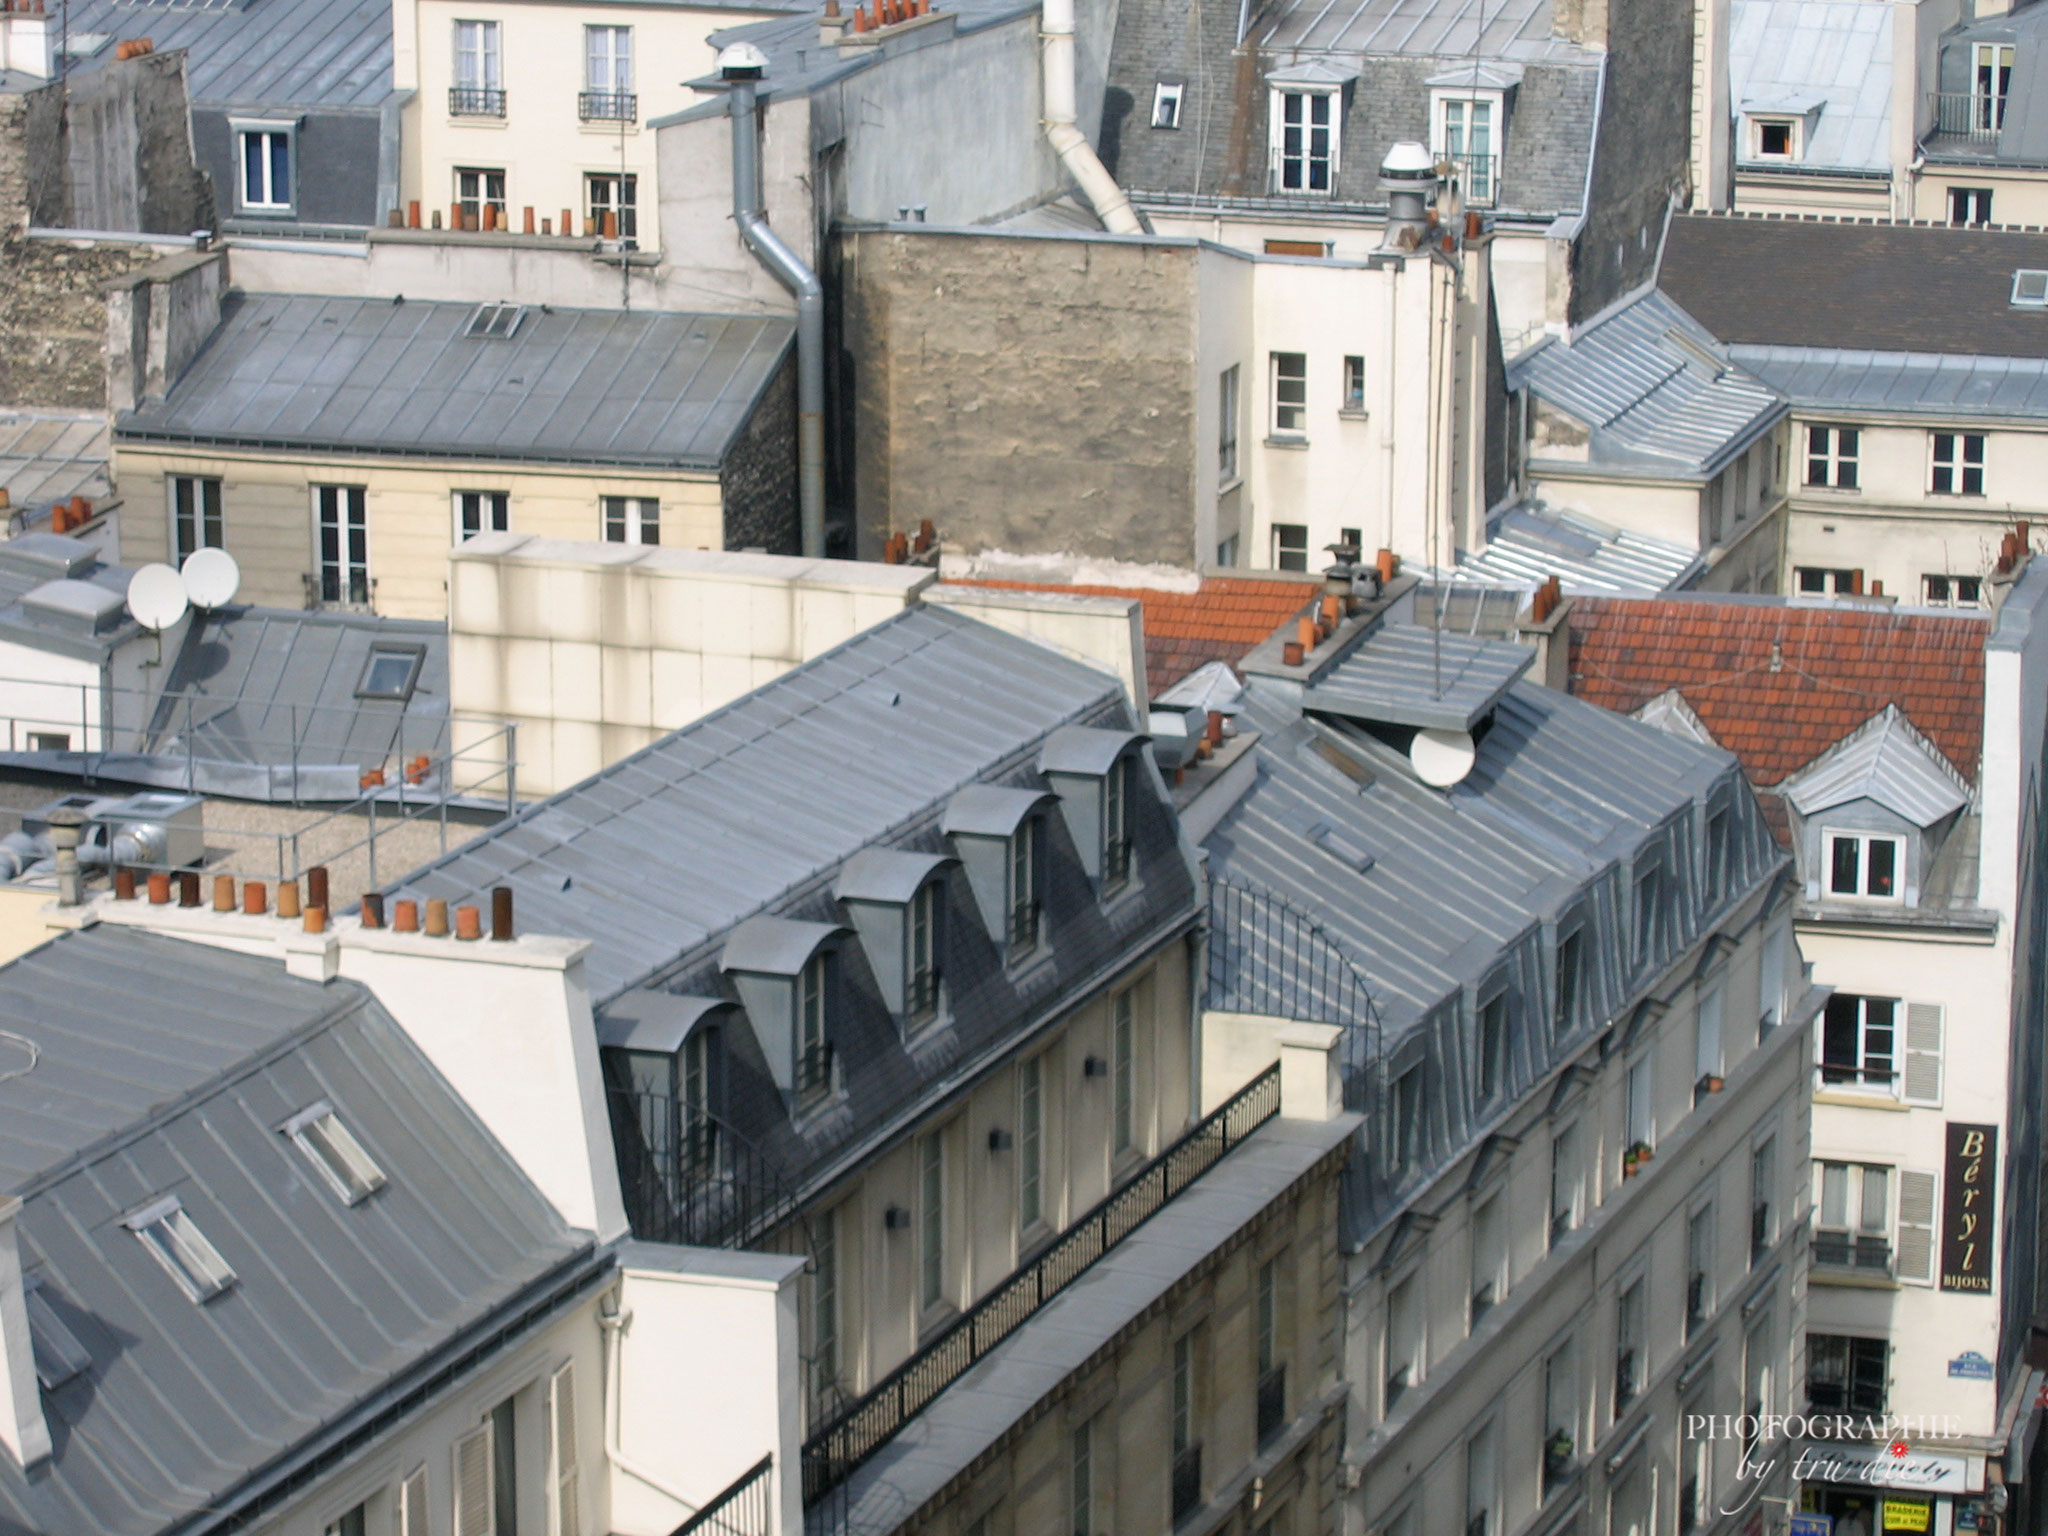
[799,1064,1282,1509]
[1928,92,2006,143]
[670,1455,774,1536]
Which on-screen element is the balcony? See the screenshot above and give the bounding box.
[449,86,506,117]
[1440,151,1499,205]
[609,1095,801,1250]
[1927,91,2006,147]
[802,1065,1282,1505]
[579,90,637,122]
[672,1455,773,1536]
[1813,1230,1892,1275]
[1818,1061,1895,1095]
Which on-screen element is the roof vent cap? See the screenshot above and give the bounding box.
[719,42,768,79]
[1380,140,1437,185]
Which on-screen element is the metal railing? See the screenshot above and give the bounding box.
[1813,1231,1892,1273]
[671,1455,773,1536]
[449,86,507,116]
[800,1064,1282,1505]
[609,1094,803,1251]
[1442,150,1499,204]
[1929,91,2006,142]
[579,90,637,121]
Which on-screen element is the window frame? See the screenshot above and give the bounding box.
[919,1125,947,1312]
[585,171,639,241]
[1685,1200,1715,1340]
[1476,988,1509,1104]
[454,489,509,542]
[169,474,224,562]
[1822,830,1904,902]
[1922,573,1985,607]
[1807,1332,1888,1415]
[1271,522,1309,572]
[1269,350,1308,438]
[1803,424,1859,490]
[1750,115,1799,160]
[1929,431,1986,497]
[314,484,369,607]
[796,950,833,1101]
[1005,814,1042,959]
[1814,1160,1894,1274]
[356,642,426,702]
[601,494,660,546]
[1820,992,1897,1092]
[1613,1275,1646,1416]
[584,23,633,92]
[904,877,941,1028]
[1152,80,1184,129]
[1218,364,1241,482]
[1111,986,1138,1157]
[125,1195,237,1303]
[1342,354,1367,413]
[1432,90,1502,205]
[454,166,508,228]
[1950,186,1993,225]
[2013,269,2048,309]
[283,1100,390,1204]
[1270,88,1340,194]
[234,123,295,214]
[1019,1050,1045,1231]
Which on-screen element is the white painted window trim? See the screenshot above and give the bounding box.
[1429,88,1505,206]
[1268,87,1341,195]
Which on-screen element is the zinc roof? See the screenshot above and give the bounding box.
[1726,345,2048,419]
[1456,503,1705,593]
[0,924,587,1536]
[1782,703,1971,825]
[1252,0,1593,64]
[116,294,796,471]
[1727,0,1893,173]
[1300,624,1535,731]
[1510,290,1787,476]
[0,412,110,511]
[59,0,393,109]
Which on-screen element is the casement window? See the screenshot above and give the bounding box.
[170,476,223,561]
[1815,1161,1893,1273]
[314,485,369,607]
[1476,990,1508,1103]
[398,1468,429,1536]
[1930,432,1986,496]
[1542,1343,1578,1492]
[1152,80,1184,128]
[1007,815,1041,956]
[1751,117,1798,158]
[490,1398,517,1536]
[1679,1395,1711,1534]
[1758,925,1785,1039]
[1342,355,1366,413]
[1219,365,1241,481]
[1808,1333,1887,1415]
[1796,566,1861,595]
[1695,983,1724,1087]
[1685,1203,1714,1339]
[906,879,939,1024]
[919,1127,946,1309]
[1102,753,1133,889]
[1750,1135,1777,1265]
[1555,926,1584,1030]
[1436,95,1498,203]
[582,25,635,120]
[586,172,638,239]
[1951,186,1993,225]
[1705,804,1732,903]
[1112,986,1137,1155]
[1550,1123,1580,1245]
[284,1102,388,1204]
[1824,830,1902,900]
[455,490,509,541]
[1821,992,1896,1090]
[1625,1052,1654,1153]
[1019,1052,1045,1229]
[1392,1061,1424,1173]
[603,1018,725,1194]
[1256,1259,1286,1445]
[1611,1450,1652,1536]
[546,1362,579,1536]
[1804,425,1858,488]
[812,1205,841,1395]
[1072,1414,1104,1536]
[127,1195,236,1301]
[1632,858,1665,967]
[602,495,659,545]
[1613,1277,1645,1414]
[1464,1420,1498,1536]
[1469,1195,1505,1325]
[1385,1274,1422,1406]
[1272,90,1338,193]
[797,952,832,1099]
[455,167,507,229]
[326,1503,368,1536]
[452,21,504,114]
[1272,522,1309,572]
[1742,1315,1773,1455]
[1924,573,1985,607]
[1976,43,2014,129]
[1270,351,1308,436]
[236,127,293,212]
[1171,1330,1203,1522]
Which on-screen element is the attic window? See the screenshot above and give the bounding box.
[1751,118,1797,159]
[2013,270,2048,309]
[357,643,425,701]
[285,1101,389,1204]
[126,1197,236,1303]
[23,1280,91,1390]
[467,302,526,339]
[1153,81,1184,129]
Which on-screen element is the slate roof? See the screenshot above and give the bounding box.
[1659,214,2048,359]
[1255,0,1590,63]
[1456,503,1705,592]
[1510,289,1787,476]
[1566,594,1989,788]
[117,295,796,471]
[1727,345,2048,419]
[942,576,1317,694]
[1728,0,1893,173]
[0,923,590,1536]
[58,0,394,109]
[1781,703,1971,825]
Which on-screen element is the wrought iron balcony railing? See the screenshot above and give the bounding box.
[449,86,506,116]
[1813,1230,1892,1274]
[580,90,637,122]
[670,1455,773,1536]
[1929,91,2006,142]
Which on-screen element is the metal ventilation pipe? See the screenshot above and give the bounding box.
[722,43,826,559]
[1378,141,1438,251]
[1040,0,1143,234]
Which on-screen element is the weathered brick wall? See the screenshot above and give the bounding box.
[721,346,801,555]
[837,229,1200,566]
[0,235,161,407]
[0,95,27,236]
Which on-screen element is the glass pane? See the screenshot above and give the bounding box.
[1829,837,1859,894]
[1860,1166,1889,1232]
[1820,1163,1848,1227]
[244,135,263,203]
[270,136,290,205]
[1866,838,1896,897]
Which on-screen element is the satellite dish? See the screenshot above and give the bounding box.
[180,547,241,609]
[1411,726,1477,788]
[126,564,189,632]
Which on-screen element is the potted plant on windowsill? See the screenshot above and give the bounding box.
[1545,1430,1575,1478]
[1623,1140,1655,1178]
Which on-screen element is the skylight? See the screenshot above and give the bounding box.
[466,302,526,339]
[23,1280,91,1390]
[125,1197,236,1303]
[357,643,424,702]
[2013,271,2048,309]
[286,1101,388,1205]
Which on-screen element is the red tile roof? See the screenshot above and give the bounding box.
[1567,597,1988,790]
[943,577,1317,696]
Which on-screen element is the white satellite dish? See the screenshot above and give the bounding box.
[1411,726,1477,788]
[126,563,189,632]
[180,547,241,609]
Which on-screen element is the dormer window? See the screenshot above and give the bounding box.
[1824,831,1901,901]
[721,917,845,1103]
[599,995,731,1185]
[1009,818,1040,956]
[908,880,939,1021]
[1039,725,1146,899]
[1750,117,1798,160]
[944,784,1056,964]
[1633,857,1666,967]
[798,953,831,1096]
[1264,63,1354,195]
[1104,756,1131,886]
[837,847,952,1032]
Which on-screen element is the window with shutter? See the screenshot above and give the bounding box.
[550,1362,580,1536]
[1896,1169,1939,1284]
[454,1425,495,1536]
[1902,1003,1944,1106]
[400,1467,430,1536]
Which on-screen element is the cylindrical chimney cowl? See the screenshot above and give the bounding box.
[306,865,329,912]
[147,871,170,904]
[425,898,450,937]
[455,905,482,941]
[393,899,419,933]
[1377,141,1438,251]
[213,875,234,912]
[492,886,514,941]
[362,891,385,929]
[244,880,267,915]
[45,808,85,907]
[177,870,201,908]
[114,867,136,901]
[277,879,302,919]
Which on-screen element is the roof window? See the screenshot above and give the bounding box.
[23,1280,91,1390]
[466,302,526,339]
[357,643,425,701]
[286,1101,389,1204]
[125,1197,236,1302]
[2013,270,2048,309]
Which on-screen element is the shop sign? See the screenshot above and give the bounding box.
[1942,1124,1997,1292]
[1792,1515,1834,1536]
[1794,1444,1974,1493]
[1881,1501,1931,1532]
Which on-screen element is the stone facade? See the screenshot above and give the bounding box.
[0,235,160,408]
[721,346,801,555]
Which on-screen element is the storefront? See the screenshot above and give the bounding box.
[1794,1443,1988,1536]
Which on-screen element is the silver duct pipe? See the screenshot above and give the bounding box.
[722,44,826,559]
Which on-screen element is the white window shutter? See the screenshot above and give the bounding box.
[399,1466,430,1536]
[1896,1169,1939,1285]
[1902,1003,1944,1107]
[550,1362,581,1536]
[454,1424,495,1536]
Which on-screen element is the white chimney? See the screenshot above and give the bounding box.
[0,1197,52,1470]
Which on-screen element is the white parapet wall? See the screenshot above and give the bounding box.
[447,535,935,796]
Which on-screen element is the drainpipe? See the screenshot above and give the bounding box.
[1040,0,1143,234]
[721,43,826,559]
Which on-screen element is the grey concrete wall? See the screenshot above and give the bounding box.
[105,249,227,412]
[1568,0,1693,320]
[721,347,801,554]
[839,227,1200,565]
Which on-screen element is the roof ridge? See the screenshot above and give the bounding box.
[1674,208,2048,235]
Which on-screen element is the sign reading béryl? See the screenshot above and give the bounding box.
[1941,1123,1996,1293]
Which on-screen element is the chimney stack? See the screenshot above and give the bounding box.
[0,1197,52,1469]
[1377,142,1438,252]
